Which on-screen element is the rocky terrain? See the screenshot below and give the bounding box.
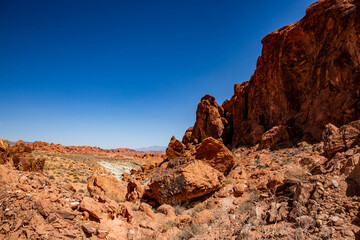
[1,0,360,239]
[14,140,165,160]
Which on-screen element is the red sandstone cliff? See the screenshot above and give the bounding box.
[184,0,360,148]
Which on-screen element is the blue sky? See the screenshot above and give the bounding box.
[0,0,316,149]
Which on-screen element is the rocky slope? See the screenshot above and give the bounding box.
[184,0,360,148]
[1,118,360,239]
[1,0,360,239]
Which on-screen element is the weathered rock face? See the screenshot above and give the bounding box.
[323,120,360,158]
[191,94,225,143]
[149,160,223,204]
[166,136,185,160]
[258,125,292,150]
[181,0,360,148]
[87,175,127,202]
[182,127,193,146]
[195,137,235,173]
[352,160,360,187]
[228,0,360,147]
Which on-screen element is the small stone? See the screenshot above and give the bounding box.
[331,180,339,188]
[82,223,95,234]
[329,216,343,226]
[97,223,110,239]
[344,230,354,237]
[70,202,80,209]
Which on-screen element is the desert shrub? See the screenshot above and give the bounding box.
[193,202,205,213]
[285,164,308,183]
[174,223,205,240]
[239,201,254,214]
[132,202,140,211]
[249,188,260,202]
[174,204,186,215]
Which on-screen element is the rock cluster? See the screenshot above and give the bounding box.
[0,138,45,172]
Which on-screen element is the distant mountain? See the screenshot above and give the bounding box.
[135,146,166,152]
[6,140,33,147]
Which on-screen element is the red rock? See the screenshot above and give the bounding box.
[195,137,235,173]
[258,125,292,150]
[233,183,247,197]
[351,160,360,188]
[87,175,127,202]
[37,199,52,218]
[166,136,185,160]
[166,157,192,169]
[82,223,96,234]
[126,179,144,201]
[119,202,134,223]
[139,202,155,220]
[97,222,111,239]
[157,204,176,218]
[79,197,103,220]
[57,210,77,220]
[182,127,193,146]
[0,138,9,152]
[149,160,224,204]
[294,183,314,205]
[323,120,360,158]
[181,0,360,148]
[192,210,214,224]
[191,94,225,143]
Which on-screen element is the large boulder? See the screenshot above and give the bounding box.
[166,136,185,160]
[191,95,225,143]
[195,137,235,173]
[258,125,292,150]
[323,120,360,158]
[149,160,224,204]
[87,175,127,202]
[79,197,104,220]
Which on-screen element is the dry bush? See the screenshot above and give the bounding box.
[284,164,308,183]
[173,223,205,240]
[193,202,206,213]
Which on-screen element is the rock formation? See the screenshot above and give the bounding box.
[149,160,223,204]
[323,120,360,158]
[165,136,185,160]
[258,125,292,150]
[87,175,127,202]
[195,137,235,173]
[0,138,45,171]
[182,0,360,148]
[191,94,225,143]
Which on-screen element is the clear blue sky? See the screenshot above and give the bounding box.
[0,0,316,149]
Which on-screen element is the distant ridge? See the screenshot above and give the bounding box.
[135,146,166,152]
[7,140,33,147]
